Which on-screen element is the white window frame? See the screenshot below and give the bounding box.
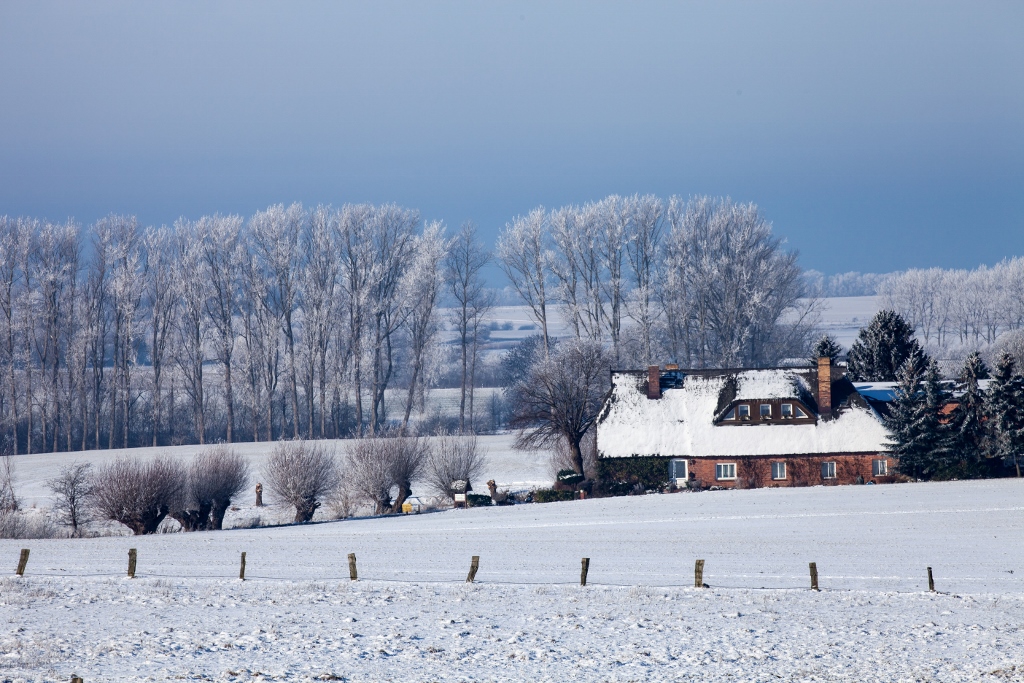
[781,403,793,418]
[794,405,808,417]
[669,459,689,482]
[737,404,750,420]
[872,459,888,476]
[821,461,837,480]
[760,403,772,419]
[716,463,737,480]
[771,462,787,480]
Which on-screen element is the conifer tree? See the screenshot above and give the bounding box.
[947,351,990,477]
[985,351,1024,477]
[848,310,926,381]
[887,355,950,479]
[810,334,843,365]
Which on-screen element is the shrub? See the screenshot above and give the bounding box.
[93,456,186,535]
[0,456,18,513]
[263,441,341,523]
[467,493,492,507]
[596,456,674,496]
[46,462,94,537]
[533,488,575,503]
[346,436,428,515]
[424,433,486,501]
[171,446,250,531]
[0,510,59,539]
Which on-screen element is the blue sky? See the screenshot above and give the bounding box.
[1,1,1021,278]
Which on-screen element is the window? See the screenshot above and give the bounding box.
[737,405,750,420]
[781,403,793,418]
[794,405,808,418]
[716,463,737,480]
[722,407,736,420]
[821,461,837,479]
[669,459,689,481]
[771,462,787,480]
[760,404,772,419]
[872,459,888,476]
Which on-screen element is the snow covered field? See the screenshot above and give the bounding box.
[3,476,1024,681]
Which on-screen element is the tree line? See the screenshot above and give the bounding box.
[498,194,815,369]
[0,206,496,454]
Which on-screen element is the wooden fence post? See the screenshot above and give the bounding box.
[239,552,246,581]
[466,556,480,583]
[348,553,358,581]
[15,548,29,577]
[580,557,590,586]
[70,675,83,683]
[927,566,935,592]
[809,562,819,591]
[127,548,137,579]
[694,559,705,588]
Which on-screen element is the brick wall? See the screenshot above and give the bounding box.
[687,453,894,488]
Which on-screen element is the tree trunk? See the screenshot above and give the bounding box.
[224,359,234,444]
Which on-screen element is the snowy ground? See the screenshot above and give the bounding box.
[3,478,1024,680]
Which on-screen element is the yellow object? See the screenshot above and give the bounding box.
[402,502,413,514]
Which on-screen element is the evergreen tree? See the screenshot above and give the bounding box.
[985,351,1024,477]
[848,310,926,381]
[946,351,990,477]
[887,356,951,479]
[810,334,843,365]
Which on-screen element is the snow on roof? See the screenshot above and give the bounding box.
[734,369,809,401]
[598,371,890,458]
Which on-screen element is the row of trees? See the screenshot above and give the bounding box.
[37,435,487,536]
[887,351,1024,480]
[0,207,498,454]
[497,194,816,369]
[879,258,1024,350]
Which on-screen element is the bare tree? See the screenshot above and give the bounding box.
[0,455,18,512]
[401,221,446,433]
[46,462,93,537]
[263,441,340,523]
[446,222,491,432]
[336,203,376,435]
[508,338,611,475]
[345,435,428,514]
[0,218,30,455]
[93,456,185,535]
[201,215,244,443]
[174,220,208,443]
[301,205,340,438]
[171,446,250,530]
[424,433,486,500]
[142,226,178,447]
[498,208,552,355]
[624,194,664,364]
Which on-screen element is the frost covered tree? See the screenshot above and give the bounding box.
[986,351,1024,477]
[848,310,925,382]
[142,226,179,447]
[624,194,664,364]
[508,338,610,476]
[498,208,552,355]
[445,222,491,433]
[46,462,94,537]
[173,220,209,443]
[400,221,445,434]
[263,441,340,523]
[300,205,340,438]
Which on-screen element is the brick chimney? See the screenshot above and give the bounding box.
[647,365,661,400]
[817,356,832,420]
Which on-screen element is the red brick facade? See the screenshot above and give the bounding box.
[682,453,896,488]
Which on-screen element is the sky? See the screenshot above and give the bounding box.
[0,1,1022,279]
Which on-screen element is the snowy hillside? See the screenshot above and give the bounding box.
[3,475,1024,680]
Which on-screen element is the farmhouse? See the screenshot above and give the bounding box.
[596,358,894,489]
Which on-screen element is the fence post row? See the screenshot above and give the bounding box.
[580,558,590,586]
[694,559,706,588]
[15,549,29,577]
[466,556,480,583]
[809,562,819,591]
[127,548,137,579]
[348,553,358,581]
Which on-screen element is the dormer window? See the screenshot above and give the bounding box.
[737,404,750,420]
[760,404,771,419]
[781,403,793,418]
[795,405,808,418]
[722,407,736,420]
